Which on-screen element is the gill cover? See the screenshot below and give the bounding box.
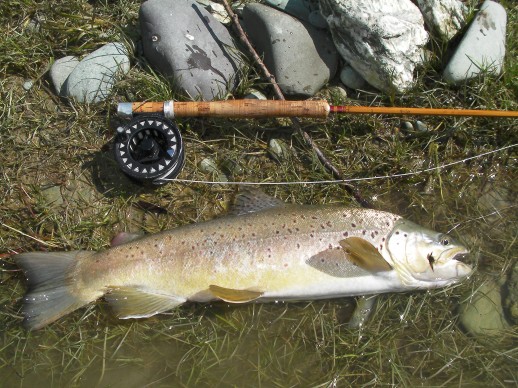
[386,219,472,286]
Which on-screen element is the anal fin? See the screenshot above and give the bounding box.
[105,286,186,319]
[209,285,263,303]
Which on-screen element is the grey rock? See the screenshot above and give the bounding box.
[339,65,366,90]
[459,280,510,336]
[320,0,429,93]
[401,121,414,131]
[416,0,467,41]
[265,0,311,22]
[443,0,507,83]
[242,3,338,97]
[140,0,242,101]
[66,43,130,103]
[414,120,428,132]
[49,56,79,97]
[308,10,327,29]
[265,0,327,28]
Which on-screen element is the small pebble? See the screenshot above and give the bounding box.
[268,138,292,162]
[414,120,428,132]
[23,80,34,91]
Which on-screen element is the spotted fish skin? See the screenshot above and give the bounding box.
[14,192,472,330]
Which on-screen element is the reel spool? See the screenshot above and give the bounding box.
[114,114,185,185]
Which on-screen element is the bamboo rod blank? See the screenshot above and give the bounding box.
[120,100,518,119]
[329,105,518,118]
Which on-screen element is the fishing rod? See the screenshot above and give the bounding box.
[117,99,518,119]
[113,100,518,185]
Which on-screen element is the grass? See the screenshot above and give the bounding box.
[1,0,517,386]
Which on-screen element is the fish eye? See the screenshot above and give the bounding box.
[440,235,450,246]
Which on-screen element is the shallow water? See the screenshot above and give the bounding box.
[1,169,516,387]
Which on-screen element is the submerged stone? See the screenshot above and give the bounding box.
[65,43,130,103]
[503,260,518,324]
[443,0,507,83]
[242,3,338,97]
[140,0,242,100]
[320,0,429,93]
[459,280,511,337]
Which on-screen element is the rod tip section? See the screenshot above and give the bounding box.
[117,102,133,119]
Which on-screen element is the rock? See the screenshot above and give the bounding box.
[265,0,311,22]
[65,43,130,103]
[339,65,366,90]
[199,158,228,182]
[244,89,267,100]
[268,138,292,162]
[443,0,506,83]
[140,0,242,101]
[414,120,428,132]
[416,0,467,41]
[459,280,511,336]
[242,3,338,97]
[206,2,230,24]
[22,80,34,91]
[503,260,518,324]
[265,0,327,28]
[401,121,414,131]
[319,0,429,93]
[49,56,79,97]
[308,10,327,29]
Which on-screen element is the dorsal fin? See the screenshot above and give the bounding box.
[229,188,286,216]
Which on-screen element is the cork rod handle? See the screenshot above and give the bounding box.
[128,100,331,119]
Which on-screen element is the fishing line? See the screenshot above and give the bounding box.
[447,205,518,234]
[163,143,517,186]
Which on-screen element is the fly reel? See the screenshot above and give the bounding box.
[114,114,185,185]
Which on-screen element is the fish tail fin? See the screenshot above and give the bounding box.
[15,251,95,330]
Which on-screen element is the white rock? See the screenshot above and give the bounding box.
[416,0,467,40]
[244,89,267,100]
[320,0,429,93]
[443,0,507,83]
[206,2,230,24]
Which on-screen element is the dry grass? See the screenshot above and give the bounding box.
[0,0,517,386]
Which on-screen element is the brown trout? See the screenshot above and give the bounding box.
[15,190,472,330]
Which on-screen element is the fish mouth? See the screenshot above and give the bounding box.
[452,252,470,265]
[439,246,470,263]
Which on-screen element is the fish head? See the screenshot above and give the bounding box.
[387,219,472,287]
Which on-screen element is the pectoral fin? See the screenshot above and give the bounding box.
[306,248,368,278]
[339,237,392,272]
[105,287,186,319]
[209,285,264,303]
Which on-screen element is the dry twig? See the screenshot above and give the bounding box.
[220,0,371,208]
